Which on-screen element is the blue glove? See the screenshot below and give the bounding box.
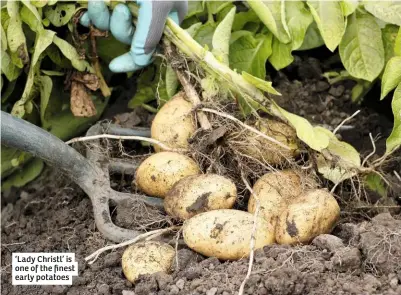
[80,0,188,73]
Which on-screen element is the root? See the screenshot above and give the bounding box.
[201,108,291,150]
[85,226,180,264]
[66,134,187,153]
[238,173,261,295]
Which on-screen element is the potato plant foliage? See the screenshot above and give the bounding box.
[1,0,400,190]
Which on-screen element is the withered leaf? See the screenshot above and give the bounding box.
[70,81,97,117]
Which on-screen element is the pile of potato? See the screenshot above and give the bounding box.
[121,92,341,282]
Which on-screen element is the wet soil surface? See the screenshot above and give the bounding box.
[2,54,401,295]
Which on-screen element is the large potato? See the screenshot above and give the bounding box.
[151,92,196,152]
[164,174,237,220]
[248,170,315,224]
[275,189,340,245]
[122,241,175,283]
[235,119,298,165]
[183,209,275,260]
[135,152,201,198]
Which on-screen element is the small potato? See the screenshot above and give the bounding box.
[122,241,175,283]
[275,189,340,245]
[164,174,237,220]
[135,152,201,198]
[151,92,196,152]
[248,170,312,224]
[236,119,298,165]
[183,209,275,260]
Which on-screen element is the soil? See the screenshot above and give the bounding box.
[2,54,401,295]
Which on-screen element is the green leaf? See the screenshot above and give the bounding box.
[285,1,313,50]
[45,44,71,68]
[316,127,361,184]
[395,27,401,56]
[271,103,330,152]
[96,34,130,64]
[44,3,76,27]
[232,9,259,31]
[186,1,204,18]
[1,158,44,191]
[185,22,202,37]
[386,83,401,154]
[192,22,217,50]
[382,25,399,63]
[165,65,178,99]
[268,37,294,70]
[364,1,401,26]
[7,1,19,18]
[207,0,233,14]
[229,32,272,79]
[307,1,346,51]
[21,0,42,23]
[341,0,358,16]
[41,70,64,76]
[1,23,7,50]
[20,4,44,32]
[297,21,325,51]
[247,0,290,44]
[241,72,280,95]
[7,12,27,53]
[364,173,387,198]
[339,13,384,82]
[1,50,22,81]
[212,7,235,65]
[381,56,401,99]
[53,36,92,72]
[32,0,48,8]
[11,29,55,118]
[39,75,53,124]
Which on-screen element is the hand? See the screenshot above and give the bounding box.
[80,0,188,73]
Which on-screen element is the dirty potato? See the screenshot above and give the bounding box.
[183,209,275,260]
[275,189,340,245]
[248,170,315,224]
[135,152,201,198]
[164,174,237,220]
[122,241,175,283]
[151,92,196,152]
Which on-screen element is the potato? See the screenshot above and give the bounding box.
[164,174,237,220]
[275,189,340,245]
[122,241,175,283]
[183,209,275,260]
[237,119,298,165]
[135,152,201,198]
[248,170,306,224]
[151,92,196,152]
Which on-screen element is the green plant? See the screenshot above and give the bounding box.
[1,0,400,190]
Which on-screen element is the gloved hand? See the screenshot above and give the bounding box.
[80,0,188,73]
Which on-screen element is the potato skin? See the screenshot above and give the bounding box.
[122,241,175,283]
[183,209,275,260]
[151,92,196,152]
[237,119,298,165]
[164,174,237,220]
[275,189,340,245]
[135,152,201,198]
[248,170,305,225]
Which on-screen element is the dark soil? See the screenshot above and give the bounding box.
[2,54,401,295]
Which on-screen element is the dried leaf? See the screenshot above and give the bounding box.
[72,72,100,91]
[70,81,97,117]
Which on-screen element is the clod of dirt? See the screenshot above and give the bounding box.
[312,234,344,252]
[331,247,362,272]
